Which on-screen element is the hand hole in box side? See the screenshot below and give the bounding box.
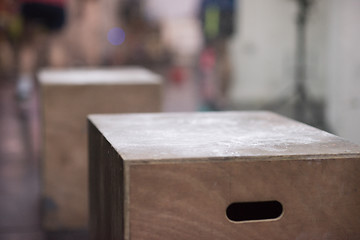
[226,201,283,222]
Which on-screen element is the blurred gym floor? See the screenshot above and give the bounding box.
[0,69,201,240]
[0,79,45,239]
[0,79,89,240]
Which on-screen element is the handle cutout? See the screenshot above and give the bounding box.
[226,201,283,222]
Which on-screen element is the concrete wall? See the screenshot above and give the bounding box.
[228,0,331,105]
[326,0,360,144]
[229,0,360,144]
[305,0,329,101]
[229,0,297,106]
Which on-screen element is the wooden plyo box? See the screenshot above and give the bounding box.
[39,67,162,230]
[88,111,360,240]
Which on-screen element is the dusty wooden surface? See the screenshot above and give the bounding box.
[40,67,162,230]
[89,111,360,240]
[89,111,360,162]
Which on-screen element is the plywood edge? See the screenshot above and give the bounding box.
[38,67,163,85]
[88,118,126,240]
[88,116,132,240]
[123,163,131,240]
[88,116,125,159]
[37,82,162,87]
[123,153,360,166]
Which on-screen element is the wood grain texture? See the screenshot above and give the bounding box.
[88,111,360,240]
[89,122,124,240]
[88,112,360,162]
[40,67,162,230]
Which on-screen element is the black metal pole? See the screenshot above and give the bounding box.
[295,0,310,122]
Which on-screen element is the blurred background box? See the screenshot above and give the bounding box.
[88,111,360,240]
[39,67,162,230]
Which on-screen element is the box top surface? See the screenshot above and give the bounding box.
[38,67,161,85]
[89,111,360,163]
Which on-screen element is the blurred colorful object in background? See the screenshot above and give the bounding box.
[107,27,125,46]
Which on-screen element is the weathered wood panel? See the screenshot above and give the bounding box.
[40,67,162,230]
[89,111,360,240]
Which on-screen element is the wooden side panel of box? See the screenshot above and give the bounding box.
[128,158,360,240]
[88,120,124,240]
[41,83,161,230]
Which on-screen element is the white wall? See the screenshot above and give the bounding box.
[229,0,360,144]
[144,0,203,64]
[306,0,329,101]
[326,0,360,144]
[229,0,297,106]
[229,0,330,105]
